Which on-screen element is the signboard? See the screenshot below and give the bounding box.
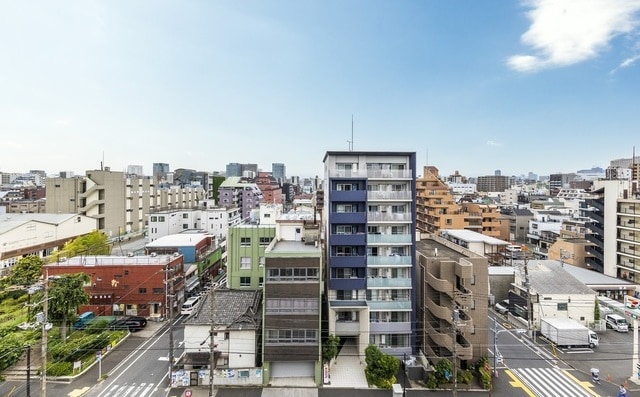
[625,295,640,309]
[323,363,330,384]
[96,351,102,361]
[185,389,192,397]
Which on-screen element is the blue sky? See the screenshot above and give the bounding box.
[1,0,640,178]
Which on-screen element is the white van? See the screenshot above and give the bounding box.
[605,313,629,332]
[180,296,201,315]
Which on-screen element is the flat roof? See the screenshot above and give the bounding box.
[0,213,84,234]
[146,233,209,247]
[269,240,320,253]
[47,254,176,266]
[441,229,509,246]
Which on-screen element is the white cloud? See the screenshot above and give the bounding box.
[486,140,502,147]
[508,0,640,72]
[610,54,640,74]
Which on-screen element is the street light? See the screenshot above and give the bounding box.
[492,317,525,377]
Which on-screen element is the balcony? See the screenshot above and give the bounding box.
[331,233,366,246]
[425,322,473,360]
[425,271,454,297]
[331,190,367,202]
[425,296,453,322]
[368,300,412,311]
[329,277,367,291]
[367,212,412,222]
[367,277,412,288]
[367,234,412,245]
[367,255,412,267]
[455,259,473,279]
[335,320,361,336]
[330,255,367,268]
[366,169,413,179]
[330,211,366,224]
[367,191,412,201]
[369,321,411,333]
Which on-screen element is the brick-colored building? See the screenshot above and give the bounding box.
[44,254,185,319]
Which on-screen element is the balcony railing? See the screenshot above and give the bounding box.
[366,277,412,288]
[367,300,412,310]
[367,234,412,245]
[367,212,412,222]
[367,191,412,201]
[327,169,413,179]
[367,255,412,267]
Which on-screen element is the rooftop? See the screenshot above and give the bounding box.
[146,233,210,247]
[440,229,509,246]
[46,254,177,267]
[516,260,596,295]
[184,289,262,331]
[0,213,86,234]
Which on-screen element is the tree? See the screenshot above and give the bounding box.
[6,256,43,288]
[322,334,340,363]
[48,273,90,341]
[6,256,43,321]
[364,344,400,389]
[50,230,111,263]
[594,299,601,321]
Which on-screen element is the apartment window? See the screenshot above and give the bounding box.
[259,237,272,246]
[391,205,405,213]
[336,204,354,213]
[138,288,147,294]
[259,277,264,287]
[158,216,165,222]
[183,213,188,219]
[153,288,163,294]
[337,183,355,191]
[265,329,317,344]
[240,277,251,287]
[259,257,265,267]
[392,184,404,191]
[336,225,353,234]
[240,257,251,270]
[391,226,404,234]
[240,237,251,247]
[151,216,157,222]
[368,184,380,191]
[336,246,355,256]
[183,224,188,229]
[368,205,379,212]
[124,270,129,276]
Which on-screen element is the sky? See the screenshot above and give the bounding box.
[1,0,640,179]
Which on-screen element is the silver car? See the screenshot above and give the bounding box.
[495,299,509,314]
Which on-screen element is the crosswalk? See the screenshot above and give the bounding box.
[99,382,157,397]
[510,367,593,397]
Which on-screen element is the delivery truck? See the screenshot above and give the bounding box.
[540,317,599,348]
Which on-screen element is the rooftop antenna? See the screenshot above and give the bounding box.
[348,114,354,151]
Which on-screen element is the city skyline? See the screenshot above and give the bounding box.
[1,1,639,178]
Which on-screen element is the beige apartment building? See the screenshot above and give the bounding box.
[46,168,204,238]
[416,166,501,238]
[415,233,489,368]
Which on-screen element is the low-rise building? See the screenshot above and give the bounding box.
[0,213,97,274]
[44,254,184,319]
[178,288,263,388]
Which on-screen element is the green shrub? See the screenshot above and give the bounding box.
[46,361,73,376]
[86,319,110,334]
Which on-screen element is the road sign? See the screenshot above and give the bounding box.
[96,350,102,361]
[185,389,192,397]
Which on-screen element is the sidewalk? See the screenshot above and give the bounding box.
[1,319,167,382]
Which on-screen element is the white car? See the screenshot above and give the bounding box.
[495,300,509,314]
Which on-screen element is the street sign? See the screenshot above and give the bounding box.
[185,389,192,397]
[96,350,102,361]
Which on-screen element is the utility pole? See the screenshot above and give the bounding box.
[167,264,175,384]
[209,274,216,397]
[41,271,48,397]
[26,345,31,397]
[452,308,459,397]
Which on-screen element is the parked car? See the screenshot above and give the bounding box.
[495,299,509,314]
[108,316,147,332]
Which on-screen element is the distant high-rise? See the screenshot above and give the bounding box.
[153,163,170,181]
[127,165,144,176]
[494,169,501,176]
[226,163,258,178]
[272,163,286,185]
